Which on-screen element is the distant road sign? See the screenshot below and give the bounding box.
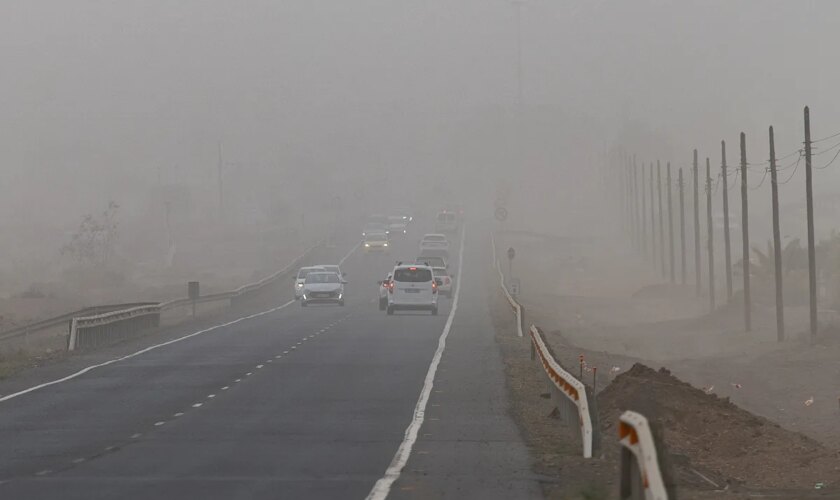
[510,278,521,296]
[507,247,515,260]
[495,206,508,222]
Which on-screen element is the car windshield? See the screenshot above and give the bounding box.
[424,235,446,242]
[321,266,340,274]
[305,273,339,284]
[365,232,387,241]
[394,268,432,282]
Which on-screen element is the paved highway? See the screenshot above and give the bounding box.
[0,220,541,499]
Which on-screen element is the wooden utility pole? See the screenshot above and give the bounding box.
[769,126,785,342]
[721,141,733,301]
[633,158,640,251]
[624,156,636,243]
[667,162,675,283]
[657,160,665,277]
[679,168,686,285]
[642,160,647,257]
[706,158,715,312]
[217,141,224,217]
[650,163,656,264]
[693,150,701,295]
[804,106,817,344]
[740,133,751,331]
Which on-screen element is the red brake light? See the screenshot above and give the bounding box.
[409,267,417,271]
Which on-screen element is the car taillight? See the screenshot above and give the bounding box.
[388,281,394,294]
[432,282,437,293]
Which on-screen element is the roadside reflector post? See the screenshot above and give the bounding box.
[579,355,584,379]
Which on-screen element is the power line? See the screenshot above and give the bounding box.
[777,156,802,185]
[750,168,768,190]
[815,148,840,170]
[811,130,840,143]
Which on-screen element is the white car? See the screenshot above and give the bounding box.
[294,266,326,299]
[317,264,346,281]
[434,211,459,233]
[432,267,453,298]
[387,264,438,316]
[416,255,447,271]
[300,272,345,307]
[377,272,393,310]
[364,231,390,253]
[419,234,450,254]
[387,215,408,235]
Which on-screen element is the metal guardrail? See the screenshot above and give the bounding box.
[529,325,597,458]
[68,305,161,351]
[619,411,669,500]
[0,302,158,343]
[491,233,523,337]
[2,241,323,349]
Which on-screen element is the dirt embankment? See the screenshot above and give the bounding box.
[493,290,840,499]
[599,363,840,493]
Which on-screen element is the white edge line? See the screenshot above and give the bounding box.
[0,300,296,404]
[365,226,466,500]
[339,240,362,266]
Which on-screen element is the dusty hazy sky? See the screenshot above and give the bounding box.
[3,1,840,222]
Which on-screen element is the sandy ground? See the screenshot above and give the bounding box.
[0,215,334,334]
[495,228,840,451]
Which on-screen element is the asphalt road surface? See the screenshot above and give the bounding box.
[0,220,541,499]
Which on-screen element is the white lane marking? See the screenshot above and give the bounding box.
[192,403,203,408]
[207,394,216,398]
[173,412,184,417]
[0,300,296,404]
[366,226,466,500]
[275,355,282,359]
[35,470,51,476]
[104,446,115,452]
[130,433,142,439]
[339,240,362,266]
[72,458,86,464]
[234,379,242,383]
[154,421,165,426]
[245,372,252,376]
[266,359,273,363]
[291,346,296,350]
[283,350,289,354]
[221,386,229,391]
[256,364,264,369]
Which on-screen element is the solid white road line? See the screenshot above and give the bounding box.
[365,226,467,500]
[0,300,297,404]
[339,240,363,266]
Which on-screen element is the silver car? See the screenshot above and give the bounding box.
[301,272,345,307]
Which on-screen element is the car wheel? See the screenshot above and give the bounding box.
[386,306,394,315]
[301,301,308,307]
[379,298,387,310]
[431,306,438,316]
[339,300,345,307]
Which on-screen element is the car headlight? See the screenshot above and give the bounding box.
[296,283,303,289]
[365,243,370,247]
[383,242,388,247]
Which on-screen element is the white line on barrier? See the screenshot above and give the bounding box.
[365,226,466,500]
[0,300,295,404]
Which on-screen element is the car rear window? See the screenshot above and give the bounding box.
[306,273,340,284]
[437,213,455,222]
[424,235,446,242]
[394,268,432,282]
[297,268,320,278]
